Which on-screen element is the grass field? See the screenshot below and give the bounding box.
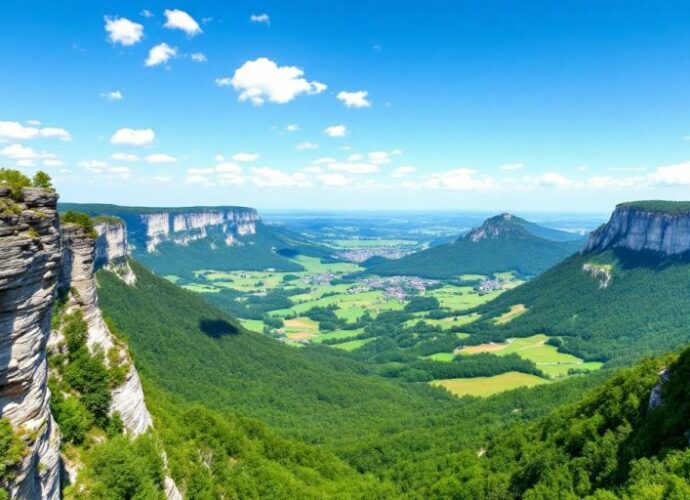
[425,352,456,362]
[430,371,550,397]
[427,286,503,310]
[332,337,377,351]
[406,313,480,329]
[309,328,365,343]
[493,304,527,324]
[239,319,266,333]
[459,334,603,378]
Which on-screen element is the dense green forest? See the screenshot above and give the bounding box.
[466,249,690,365]
[96,261,610,496]
[365,214,583,278]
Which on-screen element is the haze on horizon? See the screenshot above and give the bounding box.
[3,1,690,211]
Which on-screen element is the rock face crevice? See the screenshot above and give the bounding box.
[0,187,61,499]
[94,220,136,285]
[584,204,690,256]
[57,225,152,435]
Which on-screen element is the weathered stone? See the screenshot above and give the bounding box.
[0,189,61,498]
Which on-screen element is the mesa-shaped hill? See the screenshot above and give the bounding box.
[465,200,690,365]
[364,213,584,278]
[60,202,336,278]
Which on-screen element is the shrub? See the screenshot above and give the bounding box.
[31,171,53,190]
[61,210,97,238]
[0,168,31,200]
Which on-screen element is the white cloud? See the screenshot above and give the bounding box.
[250,13,270,25]
[152,175,172,183]
[26,120,41,126]
[318,173,351,187]
[313,156,336,165]
[215,162,242,174]
[302,166,322,174]
[0,144,55,160]
[348,153,363,161]
[78,160,109,173]
[43,159,64,167]
[336,90,371,108]
[215,77,232,87]
[188,168,214,175]
[185,174,213,186]
[0,121,70,141]
[146,153,177,164]
[500,162,524,171]
[163,9,202,36]
[231,153,259,162]
[534,172,573,189]
[111,152,140,162]
[296,142,318,150]
[110,128,155,146]
[16,159,35,167]
[108,166,132,180]
[328,161,379,174]
[101,90,123,101]
[251,167,311,187]
[229,57,326,105]
[105,16,144,46]
[368,150,400,164]
[141,9,154,18]
[392,166,416,177]
[324,125,347,137]
[40,127,71,141]
[649,161,690,186]
[191,52,207,63]
[145,43,177,67]
[284,124,300,132]
[421,168,497,191]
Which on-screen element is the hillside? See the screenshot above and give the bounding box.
[445,346,690,498]
[365,213,583,278]
[466,202,690,366]
[60,202,336,278]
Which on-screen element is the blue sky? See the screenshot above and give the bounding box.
[3,0,690,211]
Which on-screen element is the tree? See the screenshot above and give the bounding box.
[32,170,53,190]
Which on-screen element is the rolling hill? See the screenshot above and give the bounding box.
[364,213,584,278]
[465,201,690,366]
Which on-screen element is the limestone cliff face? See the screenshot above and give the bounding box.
[94,220,136,284]
[58,225,152,436]
[139,208,259,252]
[467,213,522,242]
[584,204,690,256]
[0,187,61,499]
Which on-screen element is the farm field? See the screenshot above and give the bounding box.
[459,334,604,378]
[430,372,550,397]
[333,337,377,351]
[494,304,527,324]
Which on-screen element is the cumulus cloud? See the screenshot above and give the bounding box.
[110,128,155,146]
[231,153,259,162]
[348,153,363,161]
[324,125,347,137]
[284,124,300,132]
[190,52,207,63]
[43,159,64,167]
[163,9,202,36]
[145,43,177,67]
[229,58,326,105]
[392,166,416,177]
[296,142,318,150]
[649,161,690,186]
[111,153,140,161]
[105,16,144,46]
[215,77,232,87]
[251,167,311,187]
[250,13,270,25]
[0,121,70,141]
[313,156,337,165]
[336,90,371,108]
[368,150,401,164]
[146,153,177,164]
[1,144,55,160]
[215,162,242,173]
[533,172,573,189]
[327,161,379,174]
[318,173,351,187]
[101,90,123,101]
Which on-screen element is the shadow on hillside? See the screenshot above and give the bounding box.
[614,248,690,271]
[199,319,239,338]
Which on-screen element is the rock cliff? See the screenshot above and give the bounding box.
[94,219,136,284]
[138,208,259,252]
[584,202,690,256]
[0,187,61,498]
[57,224,152,435]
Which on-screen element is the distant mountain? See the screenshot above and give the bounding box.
[466,201,690,366]
[60,202,336,278]
[364,213,584,278]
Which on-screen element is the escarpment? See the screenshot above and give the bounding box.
[0,187,61,498]
[584,201,690,256]
[94,219,136,284]
[57,223,152,436]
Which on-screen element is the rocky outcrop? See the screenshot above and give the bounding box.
[467,213,518,242]
[584,203,690,256]
[139,208,259,252]
[0,187,61,498]
[94,220,136,284]
[648,368,670,410]
[58,225,152,436]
